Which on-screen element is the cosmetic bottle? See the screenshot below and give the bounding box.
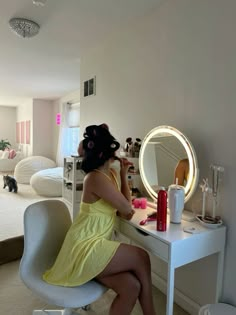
[157,189,167,231]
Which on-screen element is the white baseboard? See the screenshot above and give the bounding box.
[151,272,201,315]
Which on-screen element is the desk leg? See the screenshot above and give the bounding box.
[166,263,175,315]
[215,248,225,302]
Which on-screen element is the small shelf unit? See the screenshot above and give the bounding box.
[63,156,84,219]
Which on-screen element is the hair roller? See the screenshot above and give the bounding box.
[87,140,94,149]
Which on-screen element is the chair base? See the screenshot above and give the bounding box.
[33,310,81,315]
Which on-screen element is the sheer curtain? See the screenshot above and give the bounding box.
[56,102,80,166]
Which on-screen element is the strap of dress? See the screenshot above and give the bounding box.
[94,168,119,190]
[94,169,111,181]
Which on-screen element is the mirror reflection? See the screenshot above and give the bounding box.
[139,126,199,203]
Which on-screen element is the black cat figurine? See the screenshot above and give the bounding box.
[3,175,18,193]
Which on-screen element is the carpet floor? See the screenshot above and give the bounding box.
[0,182,64,241]
[0,260,189,315]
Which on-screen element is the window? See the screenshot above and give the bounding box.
[66,102,80,155]
[68,127,80,156]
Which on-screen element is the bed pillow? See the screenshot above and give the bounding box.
[9,149,16,159]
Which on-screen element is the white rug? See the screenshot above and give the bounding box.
[0,182,64,241]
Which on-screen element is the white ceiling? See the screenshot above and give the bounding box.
[0,0,163,105]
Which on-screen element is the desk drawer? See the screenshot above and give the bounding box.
[120,222,169,261]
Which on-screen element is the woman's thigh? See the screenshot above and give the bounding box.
[97,243,150,279]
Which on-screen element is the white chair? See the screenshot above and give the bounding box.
[19,200,107,315]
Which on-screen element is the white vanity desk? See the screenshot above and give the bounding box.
[115,207,226,315]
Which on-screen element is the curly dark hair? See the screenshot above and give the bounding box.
[81,124,120,173]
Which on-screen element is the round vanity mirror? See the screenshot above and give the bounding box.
[139,125,199,203]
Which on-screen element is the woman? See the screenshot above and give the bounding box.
[43,124,156,315]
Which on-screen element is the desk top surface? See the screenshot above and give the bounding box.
[119,207,226,244]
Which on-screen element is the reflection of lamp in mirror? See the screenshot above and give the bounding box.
[139,125,199,204]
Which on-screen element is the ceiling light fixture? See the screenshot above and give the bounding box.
[32,0,47,6]
[9,18,40,38]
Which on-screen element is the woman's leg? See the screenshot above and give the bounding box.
[97,272,141,315]
[96,243,156,315]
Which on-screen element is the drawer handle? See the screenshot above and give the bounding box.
[135,228,149,236]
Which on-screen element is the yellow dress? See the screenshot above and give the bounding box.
[43,169,120,286]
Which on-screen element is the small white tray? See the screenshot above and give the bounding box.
[196,215,223,229]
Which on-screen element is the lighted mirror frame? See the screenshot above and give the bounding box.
[139,125,199,203]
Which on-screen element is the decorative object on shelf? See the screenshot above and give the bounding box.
[124,137,142,157]
[0,139,11,150]
[125,137,133,156]
[133,138,142,157]
[9,18,40,38]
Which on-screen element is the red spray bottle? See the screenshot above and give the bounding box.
[157,189,167,231]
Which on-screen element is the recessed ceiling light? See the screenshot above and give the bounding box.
[32,0,47,6]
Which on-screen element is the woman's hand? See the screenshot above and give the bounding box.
[119,158,133,176]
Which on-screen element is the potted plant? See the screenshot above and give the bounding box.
[0,139,11,150]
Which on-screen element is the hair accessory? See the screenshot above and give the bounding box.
[99,152,103,158]
[87,141,94,149]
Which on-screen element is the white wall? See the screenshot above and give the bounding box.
[80,0,236,309]
[0,106,17,149]
[32,99,54,159]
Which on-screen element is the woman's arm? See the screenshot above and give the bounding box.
[119,158,133,203]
